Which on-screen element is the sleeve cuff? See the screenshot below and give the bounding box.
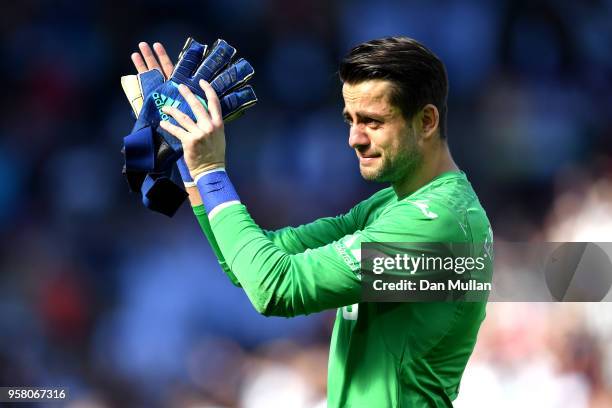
[195,168,241,219]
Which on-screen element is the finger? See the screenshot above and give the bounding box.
[200,80,223,126]
[162,105,200,133]
[178,84,211,125]
[138,42,162,72]
[159,120,191,143]
[131,52,148,73]
[153,42,174,78]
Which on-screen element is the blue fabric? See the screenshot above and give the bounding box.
[122,69,181,179]
[122,165,146,193]
[196,170,240,215]
[123,127,155,172]
[210,58,252,94]
[176,157,193,183]
[173,39,235,95]
[218,85,257,119]
[141,172,188,217]
[121,37,257,216]
[132,38,257,153]
[122,127,155,192]
[122,121,181,187]
[139,69,165,98]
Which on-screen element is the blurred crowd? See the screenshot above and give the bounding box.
[1,0,611,407]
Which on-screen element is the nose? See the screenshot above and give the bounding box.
[348,125,369,150]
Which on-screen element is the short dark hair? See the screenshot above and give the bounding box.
[339,36,449,139]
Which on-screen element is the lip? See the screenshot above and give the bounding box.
[357,154,380,164]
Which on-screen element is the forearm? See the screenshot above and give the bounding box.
[192,203,241,287]
[264,215,358,254]
[212,204,360,316]
[190,181,342,288]
[193,184,355,257]
[197,170,360,316]
[180,160,240,286]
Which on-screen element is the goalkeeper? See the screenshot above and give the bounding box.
[131,37,493,407]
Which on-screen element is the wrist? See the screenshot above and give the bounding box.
[191,162,226,181]
[195,167,240,219]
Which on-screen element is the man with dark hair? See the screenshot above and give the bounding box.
[132,36,492,406]
[339,36,449,139]
[337,36,453,197]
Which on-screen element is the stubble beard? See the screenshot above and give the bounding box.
[360,132,423,184]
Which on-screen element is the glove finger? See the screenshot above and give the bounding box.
[193,39,236,83]
[121,69,165,118]
[220,85,257,121]
[121,75,143,118]
[172,38,207,83]
[138,69,166,98]
[222,110,245,123]
[211,58,255,96]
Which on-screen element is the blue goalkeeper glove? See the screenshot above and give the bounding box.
[121,38,257,216]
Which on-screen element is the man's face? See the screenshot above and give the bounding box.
[342,80,422,183]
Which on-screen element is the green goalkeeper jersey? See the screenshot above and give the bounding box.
[193,171,492,407]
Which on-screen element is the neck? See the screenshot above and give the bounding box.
[392,141,459,199]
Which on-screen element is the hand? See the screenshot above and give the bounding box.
[159,80,226,178]
[131,42,174,78]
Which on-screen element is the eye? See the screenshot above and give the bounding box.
[343,116,353,126]
[365,118,382,128]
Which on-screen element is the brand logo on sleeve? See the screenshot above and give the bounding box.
[333,234,362,272]
[409,200,438,219]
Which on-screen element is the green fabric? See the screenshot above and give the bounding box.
[263,187,397,254]
[195,171,493,407]
[192,205,240,287]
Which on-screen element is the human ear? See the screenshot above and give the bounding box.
[419,104,439,139]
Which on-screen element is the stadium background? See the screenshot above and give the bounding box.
[1,0,612,406]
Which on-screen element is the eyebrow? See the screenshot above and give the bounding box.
[342,109,388,121]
